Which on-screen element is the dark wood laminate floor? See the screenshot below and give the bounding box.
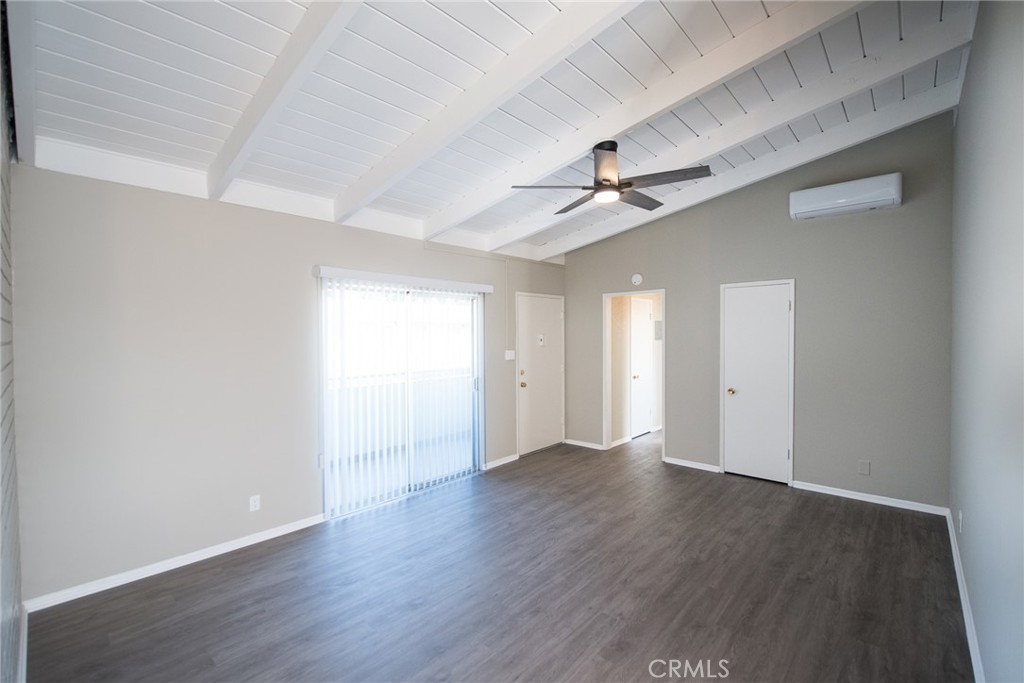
[29,434,971,683]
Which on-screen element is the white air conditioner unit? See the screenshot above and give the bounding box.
[789,172,902,220]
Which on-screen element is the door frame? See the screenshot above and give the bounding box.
[718,279,795,483]
[602,289,666,459]
[515,292,565,456]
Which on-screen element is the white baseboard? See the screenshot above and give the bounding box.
[944,512,986,683]
[16,604,26,682]
[481,453,519,470]
[789,481,949,516]
[23,514,326,613]
[662,456,723,473]
[563,439,605,450]
[608,437,630,448]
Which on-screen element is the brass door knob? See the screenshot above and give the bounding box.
[727,387,736,395]
[520,382,527,388]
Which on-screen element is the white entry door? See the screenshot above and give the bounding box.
[517,293,564,455]
[630,297,655,438]
[720,280,794,483]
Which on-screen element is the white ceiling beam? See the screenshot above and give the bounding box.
[206,1,363,200]
[331,1,639,225]
[423,0,862,240]
[427,229,489,253]
[485,9,975,252]
[7,1,38,165]
[526,80,961,261]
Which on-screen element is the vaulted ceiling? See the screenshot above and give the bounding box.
[7,1,977,262]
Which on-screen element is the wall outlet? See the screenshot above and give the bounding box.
[857,459,870,476]
[504,350,515,361]
[249,494,261,512]
[958,509,963,533]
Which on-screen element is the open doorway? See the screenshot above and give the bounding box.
[603,291,665,455]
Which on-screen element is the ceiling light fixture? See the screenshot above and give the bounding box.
[593,187,621,204]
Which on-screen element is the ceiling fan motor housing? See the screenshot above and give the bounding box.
[593,140,620,186]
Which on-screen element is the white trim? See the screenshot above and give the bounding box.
[480,454,519,471]
[313,266,494,294]
[563,439,605,450]
[602,289,667,458]
[662,457,724,473]
[608,437,631,448]
[720,280,796,484]
[944,512,986,683]
[16,605,26,683]
[34,137,207,198]
[343,207,424,241]
[24,515,326,613]
[790,481,948,516]
[221,179,334,222]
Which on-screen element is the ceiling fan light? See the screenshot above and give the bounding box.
[594,187,620,204]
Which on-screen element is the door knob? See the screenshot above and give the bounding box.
[727,387,736,395]
[520,382,527,388]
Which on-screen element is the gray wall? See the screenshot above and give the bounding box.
[0,42,24,682]
[12,167,562,599]
[566,114,953,506]
[949,3,1024,680]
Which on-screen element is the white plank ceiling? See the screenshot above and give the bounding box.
[7,0,978,261]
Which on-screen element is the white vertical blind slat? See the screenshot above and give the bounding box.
[320,276,480,515]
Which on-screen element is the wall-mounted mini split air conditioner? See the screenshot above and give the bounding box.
[789,172,902,220]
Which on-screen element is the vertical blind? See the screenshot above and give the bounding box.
[319,273,484,517]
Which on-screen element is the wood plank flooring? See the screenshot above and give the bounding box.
[28,434,972,682]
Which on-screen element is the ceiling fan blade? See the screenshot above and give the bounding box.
[617,190,663,211]
[511,185,596,190]
[621,165,712,188]
[555,191,596,214]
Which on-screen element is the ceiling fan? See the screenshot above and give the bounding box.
[512,140,712,215]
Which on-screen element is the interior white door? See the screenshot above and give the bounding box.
[630,297,655,438]
[517,293,564,455]
[721,281,793,483]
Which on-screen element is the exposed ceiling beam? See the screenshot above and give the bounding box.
[331,1,638,225]
[423,0,862,241]
[525,80,961,261]
[7,1,38,165]
[206,1,363,200]
[485,9,975,252]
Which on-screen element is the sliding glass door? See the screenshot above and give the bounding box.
[320,276,482,517]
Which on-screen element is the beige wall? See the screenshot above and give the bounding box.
[12,167,562,599]
[566,114,953,506]
[949,3,1024,680]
